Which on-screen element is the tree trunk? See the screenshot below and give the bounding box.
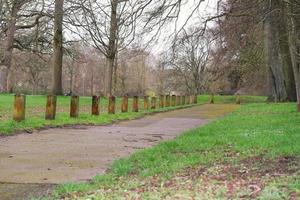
[106,57,114,96]
[264,0,288,102]
[286,2,300,110]
[278,2,297,101]
[105,0,118,96]
[51,0,64,95]
[113,50,118,94]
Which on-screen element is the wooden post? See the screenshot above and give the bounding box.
[236,94,241,104]
[166,95,170,107]
[132,96,139,112]
[144,96,149,110]
[13,94,26,122]
[159,95,165,108]
[45,95,57,120]
[189,95,193,104]
[194,95,198,104]
[91,96,100,116]
[176,96,181,106]
[210,94,214,104]
[70,95,79,118]
[121,96,128,113]
[151,97,157,109]
[108,96,116,114]
[185,96,189,105]
[181,96,186,105]
[171,95,176,106]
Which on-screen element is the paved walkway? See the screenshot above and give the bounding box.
[0,104,239,199]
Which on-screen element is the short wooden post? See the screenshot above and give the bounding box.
[181,96,186,105]
[176,96,181,106]
[144,96,149,110]
[171,95,176,106]
[70,96,79,118]
[151,97,157,109]
[108,96,116,114]
[91,96,100,116]
[13,94,26,122]
[185,96,189,105]
[132,96,139,112]
[210,94,214,104]
[159,95,165,108]
[189,95,193,104]
[121,96,128,113]
[45,95,57,120]
[194,95,198,104]
[236,94,241,104]
[166,95,170,107]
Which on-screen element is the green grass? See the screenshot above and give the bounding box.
[41,101,300,199]
[0,94,266,135]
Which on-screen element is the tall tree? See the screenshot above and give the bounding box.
[51,0,64,95]
[285,0,300,110]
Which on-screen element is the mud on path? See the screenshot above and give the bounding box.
[0,104,239,200]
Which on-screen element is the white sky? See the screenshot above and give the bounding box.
[147,0,219,56]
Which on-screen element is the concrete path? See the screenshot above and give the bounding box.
[0,104,239,199]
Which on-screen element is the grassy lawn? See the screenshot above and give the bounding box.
[37,100,300,199]
[0,94,265,135]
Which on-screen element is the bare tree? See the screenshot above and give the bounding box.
[170,28,212,94]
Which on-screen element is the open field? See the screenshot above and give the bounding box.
[41,102,300,200]
[0,94,266,135]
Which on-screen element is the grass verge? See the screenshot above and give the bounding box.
[40,102,300,199]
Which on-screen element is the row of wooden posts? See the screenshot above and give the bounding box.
[13,94,199,122]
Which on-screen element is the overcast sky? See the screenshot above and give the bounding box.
[148,0,219,55]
